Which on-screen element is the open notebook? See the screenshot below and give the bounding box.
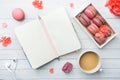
[15,7,81,69]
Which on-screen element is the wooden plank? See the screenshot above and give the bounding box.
[0,35,119,50]
[0,18,120,41]
[80,38,120,49]
[0,19,120,40]
[0,50,26,59]
[0,48,120,60]
[0,69,120,79]
[0,0,119,19]
[0,59,120,69]
[16,59,120,69]
[61,48,120,59]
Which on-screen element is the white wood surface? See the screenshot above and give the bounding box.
[0,0,120,80]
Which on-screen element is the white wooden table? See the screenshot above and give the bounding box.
[0,0,120,80]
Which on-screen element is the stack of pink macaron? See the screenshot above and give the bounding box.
[78,5,112,45]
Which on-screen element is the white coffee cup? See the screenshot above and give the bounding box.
[78,51,101,74]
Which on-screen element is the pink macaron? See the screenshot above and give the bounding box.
[94,31,106,45]
[84,5,97,19]
[100,25,112,37]
[87,23,99,35]
[12,8,25,21]
[96,15,105,23]
[79,13,90,26]
[93,15,105,27]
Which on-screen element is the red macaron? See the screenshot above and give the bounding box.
[94,31,106,45]
[100,25,112,37]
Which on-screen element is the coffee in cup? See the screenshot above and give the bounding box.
[78,51,101,74]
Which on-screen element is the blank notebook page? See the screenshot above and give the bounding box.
[15,20,56,69]
[42,7,81,56]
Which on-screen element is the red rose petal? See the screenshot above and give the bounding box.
[70,2,74,8]
[49,68,54,74]
[2,43,8,47]
[32,0,43,10]
[0,36,12,47]
[1,22,8,28]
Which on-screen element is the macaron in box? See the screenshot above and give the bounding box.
[74,4,117,48]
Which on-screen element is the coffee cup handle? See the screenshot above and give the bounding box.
[99,66,103,72]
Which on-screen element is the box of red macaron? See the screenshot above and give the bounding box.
[74,4,117,48]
